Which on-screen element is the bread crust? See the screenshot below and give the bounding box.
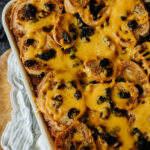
[55,122,97,150]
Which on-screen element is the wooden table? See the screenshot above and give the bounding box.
[0,49,12,150]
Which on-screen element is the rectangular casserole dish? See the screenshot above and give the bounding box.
[2,0,54,149]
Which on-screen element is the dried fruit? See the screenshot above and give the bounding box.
[37,49,56,61]
[68,108,80,119]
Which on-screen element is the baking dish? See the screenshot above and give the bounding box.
[2,0,54,149]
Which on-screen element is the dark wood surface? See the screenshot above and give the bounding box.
[0,1,10,56]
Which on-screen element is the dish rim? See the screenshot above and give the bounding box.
[2,0,54,149]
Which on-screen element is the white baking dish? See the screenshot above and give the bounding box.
[2,1,54,149]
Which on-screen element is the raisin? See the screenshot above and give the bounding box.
[101,133,118,146]
[106,68,113,77]
[63,32,72,44]
[25,4,37,20]
[69,142,76,150]
[74,13,88,28]
[52,95,63,108]
[120,16,127,21]
[128,20,137,29]
[69,24,78,40]
[92,127,100,140]
[90,0,105,20]
[116,78,126,82]
[100,58,110,67]
[80,27,94,38]
[112,107,127,117]
[36,49,56,61]
[57,83,66,89]
[132,128,140,135]
[54,95,63,101]
[70,54,76,59]
[135,84,143,95]
[97,96,107,104]
[24,60,37,67]
[106,88,111,98]
[70,80,77,88]
[80,146,90,150]
[138,135,150,150]
[44,3,55,11]
[25,39,34,46]
[75,90,82,100]
[90,80,99,84]
[119,91,130,98]
[42,26,53,32]
[36,72,45,78]
[68,108,80,119]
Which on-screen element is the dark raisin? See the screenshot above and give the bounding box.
[112,107,127,117]
[52,95,63,108]
[36,49,56,61]
[70,80,77,88]
[69,142,76,150]
[74,90,82,100]
[106,68,113,77]
[69,24,78,40]
[70,54,76,59]
[74,13,88,28]
[120,16,127,21]
[146,57,150,61]
[143,52,150,57]
[106,88,111,98]
[24,60,37,67]
[25,4,37,20]
[92,128,100,140]
[138,135,150,150]
[128,20,137,29]
[54,95,63,101]
[104,80,112,83]
[64,47,73,54]
[44,3,55,10]
[25,39,34,46]
[80,146,90,150]
[57,83,66,89]
[119,91,130,98]
[42,26,53,32]
[135,84,143,95]
[132,128,140,135]
[63,32,72,44]
[99,58,110,67]
[116,78,126,82]
[37,72,45,78]
[68,108,80,119]
[97,96,107,104]
[101,133,118,146]
[80,27,94,38]
[90,0,105,20]
[90,80,99,84]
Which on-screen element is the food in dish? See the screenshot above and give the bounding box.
[10,0,150,149]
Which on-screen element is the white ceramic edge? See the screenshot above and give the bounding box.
[2,1,54,149]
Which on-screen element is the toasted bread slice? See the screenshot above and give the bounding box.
[79,0,111,26]
[84,58,121,83]
[53,13,78,49]
[55,122,97,150]
[112,82,139,110]
[37,71,86,133]
[131,42,150,79]
[10,0,27,37]
[121,60,150,97]
[64,0,90,14]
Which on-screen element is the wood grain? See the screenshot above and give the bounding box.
[0,49,12,150]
